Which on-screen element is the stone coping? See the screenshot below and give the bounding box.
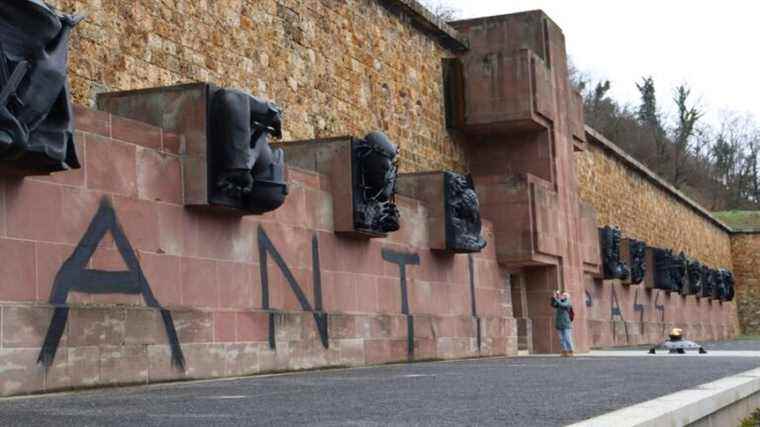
[569,366,760,426]
[377,0,469,52]
[585,126,734,234]
[450,8,559,31]
[730,229,760,234]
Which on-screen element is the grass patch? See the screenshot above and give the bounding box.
[713,211,760,231]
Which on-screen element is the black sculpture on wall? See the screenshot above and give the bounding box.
[352,132,400,235]
[0,1,82,173]
[672,252,688,293]
[720,269,735,302]
[700,267,716,299]
[686,259,703,295]
[444,172,487,252]
[208,88,288,214]
[711,269,724,300]
[652,248,671,291]
[653,248,686,292]
[629,239,646,285]
[600,226,629,280]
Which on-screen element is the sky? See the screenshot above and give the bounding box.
[435,0,760,127]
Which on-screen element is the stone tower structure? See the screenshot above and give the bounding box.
[448,11,600,353]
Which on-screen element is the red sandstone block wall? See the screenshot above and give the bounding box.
[0,107,516,397]
[584,279,737,348]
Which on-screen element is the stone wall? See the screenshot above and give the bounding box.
[576,128,733,269]
[47,0,467,173]
[731,234,760,334]
[714,213,760,336]
[585,279,736,348]
[576,128,738,345]
[0,107,515,397]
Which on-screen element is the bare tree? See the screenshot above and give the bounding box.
[419,0,462,21]
[568,58,590,93]
[709,112,760,208]
[587,80,612,125]
[572,65,760,211]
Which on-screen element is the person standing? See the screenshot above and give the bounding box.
[551,290,574,356]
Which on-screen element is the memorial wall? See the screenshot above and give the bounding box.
[576,129,738,347]
[0,103,515,396]
[0,0,744,397]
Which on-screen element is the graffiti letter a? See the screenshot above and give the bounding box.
[38,198,185,370]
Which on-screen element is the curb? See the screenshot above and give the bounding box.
[568,367,760,426]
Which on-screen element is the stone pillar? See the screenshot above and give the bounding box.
[449,11,600,353]
[510,273,533,353]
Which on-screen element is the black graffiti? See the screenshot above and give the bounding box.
[610,286,622,318]
[634,289,665,335]
[633,288,645,323]
[633,288,646,335]
[468,254,481,351]
[381,248,420,358]
[654,290,666,333]
[585,289,593,307]
[38,198,185,369]
[257,226,328,349]
[610,284,629,342]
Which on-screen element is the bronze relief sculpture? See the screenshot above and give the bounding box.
[710,269,724,300]
[686,259,704,296]
[208,88,288,214]
[445,172,486,252]
[0,0,82,174]
[628,239,646,285]
[700,267,716,299]
[653,248,686,292]
[714,269,734,302]
[719,269,735,302]
[600,226,629,280]
[352,132,400,234]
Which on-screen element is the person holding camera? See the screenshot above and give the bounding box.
[551,290,574,357]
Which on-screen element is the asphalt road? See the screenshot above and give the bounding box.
[703,339,760,351]
[600,338,760,352]
[0,355,758,426]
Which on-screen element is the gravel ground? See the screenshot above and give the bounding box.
[0,350,759,427]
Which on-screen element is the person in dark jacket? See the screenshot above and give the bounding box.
[551,290,574,356]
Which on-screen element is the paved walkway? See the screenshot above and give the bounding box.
[691,338,760,351]
[588,350,760,357]
[1,345,759,426]
[592,338,760,357]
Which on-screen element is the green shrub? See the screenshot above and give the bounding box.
[739,407,760,427]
